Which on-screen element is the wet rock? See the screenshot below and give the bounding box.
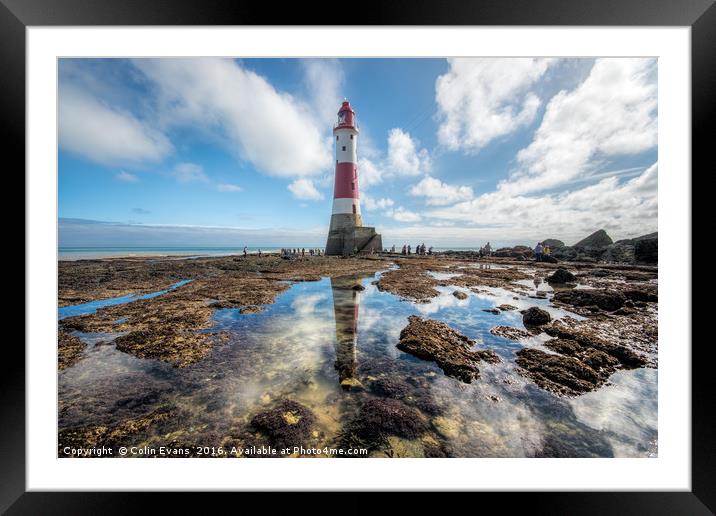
[575,229,613,249]
[546,268,576,284]
[375,265,440,302]
[370,377,412,399]
[540,254,558,263]
[353,398,427,441]
[482,308,500,314]
[522,307,551,326]
[113,329,223,368]
[58,407,173,454]
[494,245,533,259]
[515,348,605,396]
[542,239,565,249]
[397,316,500,383]
[58,331,86,370]
[553,288,626,312]
[452,290,468,300]
[490,326,533,341]
[623,288,658,303]
[544,317,649,369]
[249,399,317,449]
[498,304,517,311]
[634,233,658,264]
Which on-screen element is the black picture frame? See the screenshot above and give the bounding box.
[5,0,712,513]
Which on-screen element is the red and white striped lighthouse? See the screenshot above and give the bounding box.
[332,100,362,225]
[325,100,382,255]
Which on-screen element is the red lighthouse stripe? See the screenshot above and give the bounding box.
[333,162,359,199]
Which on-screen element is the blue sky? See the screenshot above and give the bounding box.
[58,57,657,248]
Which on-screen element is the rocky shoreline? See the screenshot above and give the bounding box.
[58,248,657,456]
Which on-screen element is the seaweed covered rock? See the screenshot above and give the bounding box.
[544,319,647,369]
[58,407,174,454]
[515,348,605,396]
[113,329,220,368]
[452,290,468,300]
[522,307,552,326]
[341,398,428,452]
[370,377,412,399]
[553,289,626,312]
[250,399,316,448]
[490,325,533,341]
[58,331,87,370]
[397,316,500,383]
[546,268,576,284]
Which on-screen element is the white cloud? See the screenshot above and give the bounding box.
[217,183,242,192]
[358,158,383,189]
[386,206,422,222]
[301,59,344,128]
[133,58,333,178]
[288,178,324,201]
[59,85,173,166]
[427,162,658,243]
[436,58,554,152]
[387,128,431,176]
[409,175,473,206]
[115,171,139,182]
[501,58,657,196]
[362,194,394,211]
[173,162,208,183]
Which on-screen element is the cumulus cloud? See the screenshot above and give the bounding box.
[301,59,345,128]
[288,178,324,201]
[501,58,657,196]
[115,171,139,182]
[358,158,383,189]
[362,194,394,211]
[173,162,208,183]
[409,175,473,206]
[386,206,422,222]
[217,183,242,192]
[436,58,554,152]
[427,162,658,242]
[59,85,173,166]
[133,58,333,177]
[387,128,431,176]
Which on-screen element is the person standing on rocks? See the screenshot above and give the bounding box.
[534,242,544,262]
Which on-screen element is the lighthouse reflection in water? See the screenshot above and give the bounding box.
[330,275,363,390]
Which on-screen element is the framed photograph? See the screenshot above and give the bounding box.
[8,0,713,511]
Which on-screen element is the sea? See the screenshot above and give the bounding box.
[58,246,482,260]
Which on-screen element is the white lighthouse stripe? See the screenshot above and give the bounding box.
[335,136,358,163]
[332,197,361,215]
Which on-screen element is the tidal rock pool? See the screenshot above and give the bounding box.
[58,270,657,458]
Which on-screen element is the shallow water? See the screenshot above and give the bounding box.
[58,280,192,320]
[58,271,657,458]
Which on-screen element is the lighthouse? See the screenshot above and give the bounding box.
[325,100,382,256]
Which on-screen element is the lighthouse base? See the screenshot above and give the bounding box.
[325,217,382,256]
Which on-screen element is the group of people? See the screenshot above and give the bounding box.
[395,243,432,255]
[478,242,493,258]
[280,247,322,257]
[533,242,552,262]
